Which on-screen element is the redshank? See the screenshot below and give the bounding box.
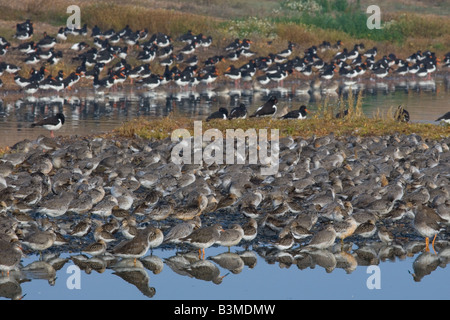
[414,205,445,253]
[216,224,244,251]
[181,223,223,259]
[163,216,201,244]
[111,226,155,264]
[304,225,337,250]
[0,239,22,276]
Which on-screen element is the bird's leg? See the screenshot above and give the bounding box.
[50,131,54,138]
[432,234,437,254]
[425,237,430,252]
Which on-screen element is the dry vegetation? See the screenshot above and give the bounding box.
[114,92,450,141]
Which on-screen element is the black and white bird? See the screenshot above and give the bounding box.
[71,42,89,51]
[395,105,410,123]
[250,96,278,118]
[56,27,67,42]
[436,111,450,124]
[277,41,294,58]
[36,32,56,49]
[206,107,228,121]
[15,41,35,53]
[281,105,309,120]
[14,20,33,40]
[228,103,248,120]
[31,113,65,138]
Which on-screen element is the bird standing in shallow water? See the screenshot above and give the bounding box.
[181,223,223,259]
[111,226,159,265]
[413,205,445,254]
[0,239,22,276]
[216,224,244,252]
[304,225,336,250]
[31,113,65,138]
[163,217,201,245]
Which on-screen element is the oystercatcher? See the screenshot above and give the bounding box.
[394,105,410,123]
[319,64,336,80]
[16,41,35,53]
[373,66,390,79]
[436,111,450,124]
[225,39,241,51]
[37,32,56,49]
[206,107,228,121]
[139,74,162,90]
[277,41,294,58]
[250,95,278,118]
[56,27,67,42]
[71,41,89,51]
[228,103,248,119]
[14,26,33,41]
[364,47,377,57]
[224,65,241,87]
[281,105,309,119]
[14,74,32,88]
[31,113,65,138]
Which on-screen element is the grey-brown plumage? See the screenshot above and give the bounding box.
[216,224,244,250]
[81,240,107,256]
[413,205,445,253]
[69,218,92,237]
[111,226,155,260]
[164,217,201,244]
[21,224,56,253]
[242,218,258,241]
[183,260,227,284]
[181,223,223,258]
[0,239,22,276]
[304,225,336,250]
[112,260,156,298]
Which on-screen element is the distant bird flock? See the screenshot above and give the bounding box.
[0,20,448,93]
[0,19,448,124]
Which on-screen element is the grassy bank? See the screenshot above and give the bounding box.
[114,91,449,141]
[114,116,450,142]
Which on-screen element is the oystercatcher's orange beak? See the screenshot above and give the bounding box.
[305,109,309,113]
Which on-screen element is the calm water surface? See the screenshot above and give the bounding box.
[4,242,450,300]
[0,76,449,148]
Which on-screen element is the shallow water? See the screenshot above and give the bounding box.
[1,76,449,301]
[0,76,449,148]
[3,242,450,300]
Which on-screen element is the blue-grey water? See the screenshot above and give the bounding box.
[6,243,450,300]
